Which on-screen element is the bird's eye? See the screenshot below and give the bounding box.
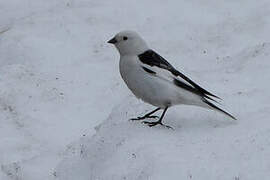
[123,36,128,41]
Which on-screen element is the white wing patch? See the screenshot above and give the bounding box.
[141,63,192,89]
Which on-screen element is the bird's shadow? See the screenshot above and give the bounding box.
[165,110,237,131]
[176,118,236,131]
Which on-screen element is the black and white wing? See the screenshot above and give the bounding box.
[138,49,220,100]
[138,49,236,120]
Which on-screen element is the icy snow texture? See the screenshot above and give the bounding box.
[0,0,270,179]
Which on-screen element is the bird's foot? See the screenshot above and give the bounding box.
[142,120,173,129]
[130,115,159,121]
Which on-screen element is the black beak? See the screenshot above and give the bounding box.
[107,37,117,44]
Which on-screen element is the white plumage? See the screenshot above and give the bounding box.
[108,30,236,128]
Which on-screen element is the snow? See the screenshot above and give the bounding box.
[1,0,270,179]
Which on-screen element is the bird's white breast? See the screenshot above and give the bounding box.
[119,55,195,108]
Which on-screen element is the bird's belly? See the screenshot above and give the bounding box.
[120,66,182,108]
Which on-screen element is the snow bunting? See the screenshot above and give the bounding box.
[108,30,236,128]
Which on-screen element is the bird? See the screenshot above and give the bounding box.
[107,30,236,128]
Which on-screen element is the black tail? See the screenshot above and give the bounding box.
[203,99,237,120]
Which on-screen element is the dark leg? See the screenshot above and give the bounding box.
[130,107,161,121]
[143,107,172,129]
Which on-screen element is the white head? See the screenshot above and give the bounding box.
[107,30,149,55]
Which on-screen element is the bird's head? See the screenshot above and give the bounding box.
[107,30,149,55]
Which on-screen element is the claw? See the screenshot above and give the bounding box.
[142,121,173,129]
[130,115,159,121]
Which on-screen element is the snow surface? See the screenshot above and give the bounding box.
[1,0,270,179]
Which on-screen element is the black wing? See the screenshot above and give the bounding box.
[138,49,220,100]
